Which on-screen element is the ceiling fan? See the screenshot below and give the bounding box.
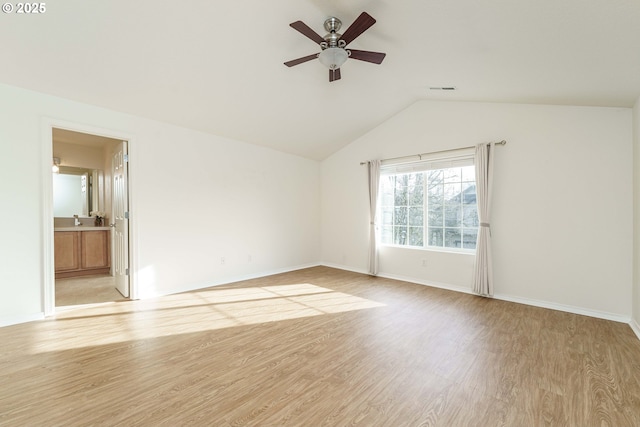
[284,12,386,82]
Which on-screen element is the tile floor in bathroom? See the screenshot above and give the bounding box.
[55,274,125,308]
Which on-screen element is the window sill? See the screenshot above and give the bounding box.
[379,243,476,255]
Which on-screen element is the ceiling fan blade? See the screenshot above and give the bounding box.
[348,49,386,64]
[284,53,319,67]
[329,68,341,82]
[340,12,376,46]
[290,21,325,45]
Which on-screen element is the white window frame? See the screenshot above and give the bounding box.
[377,149,478,253]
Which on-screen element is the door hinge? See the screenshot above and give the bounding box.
[124,211,129,219]
[125,268,129,276]
[124,154,129,162]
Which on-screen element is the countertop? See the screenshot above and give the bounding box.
[54,226,112,232]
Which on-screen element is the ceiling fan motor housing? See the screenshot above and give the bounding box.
[324,17,342,32]
[322,17,346,48]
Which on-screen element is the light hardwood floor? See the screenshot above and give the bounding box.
[1,266,640,426]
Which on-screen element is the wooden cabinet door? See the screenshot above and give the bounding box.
[54,232,81,272]
[81,231,110,270]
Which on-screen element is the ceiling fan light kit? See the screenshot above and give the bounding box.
[284,12,386,82]
[318,47,349,70]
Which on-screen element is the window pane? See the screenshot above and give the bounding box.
[407,173,423,187]
[381,189,394,206]
[394,206,407,225]
[443,182,462,201]
[428,180,443,197]
[380,226,393,244]
[444,168,462,183]
[462,204,478,227]
[409,186,424,205]
[394,227,408,245]
[428,181,443,228]
[428,228,443,246]
[381,208,394,226]
[409,227,423,246]
[462,183,476,204]
[463,228,477,249]
[394,186,408,206]
[378,163,476,252]
[444,228,462,248]
[408,207,423,226]
[444,204,462,227]
[428,203,443,226]
[427,169,443,187]
[461,166,475,182]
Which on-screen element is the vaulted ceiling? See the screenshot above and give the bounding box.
[2,0,640,160]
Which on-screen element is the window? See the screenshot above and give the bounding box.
[379,155,478,251]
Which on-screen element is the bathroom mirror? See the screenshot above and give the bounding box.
[53,166,104,217]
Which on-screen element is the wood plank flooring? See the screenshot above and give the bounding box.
[1,266,640,426]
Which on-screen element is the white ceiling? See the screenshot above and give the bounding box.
[2,0,640,160]
[53,128,121,148]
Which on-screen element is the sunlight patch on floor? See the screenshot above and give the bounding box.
[30,284,385,354]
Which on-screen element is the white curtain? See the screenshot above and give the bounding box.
[473,143,495,296]
[367,160,381,275]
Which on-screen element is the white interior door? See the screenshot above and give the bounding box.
[112,141,129,297]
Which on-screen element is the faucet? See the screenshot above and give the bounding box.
[74,215,82,226]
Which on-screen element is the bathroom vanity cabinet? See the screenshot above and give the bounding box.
[54,229,111,278]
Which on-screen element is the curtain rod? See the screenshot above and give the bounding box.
[359,140,506,165]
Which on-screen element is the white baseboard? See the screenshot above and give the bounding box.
[320,262,369,275]
[493,293,631,324]
[138,262,323,299]
[0,312,45,328]
[321,265,633,326]
[376,271,474,295]
[630,318,640,341]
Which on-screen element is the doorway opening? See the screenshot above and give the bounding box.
[47,126,132,312]
[55,276,124,308]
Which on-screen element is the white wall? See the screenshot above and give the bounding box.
[633,96,640,333]
[321,100,633,320]
[0,83,320,325]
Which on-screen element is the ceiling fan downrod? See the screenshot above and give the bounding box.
[322,17,347,49]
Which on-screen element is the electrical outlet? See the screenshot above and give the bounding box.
[221,257,225,265]
[421,259,427,267]
[248,255,252,263]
